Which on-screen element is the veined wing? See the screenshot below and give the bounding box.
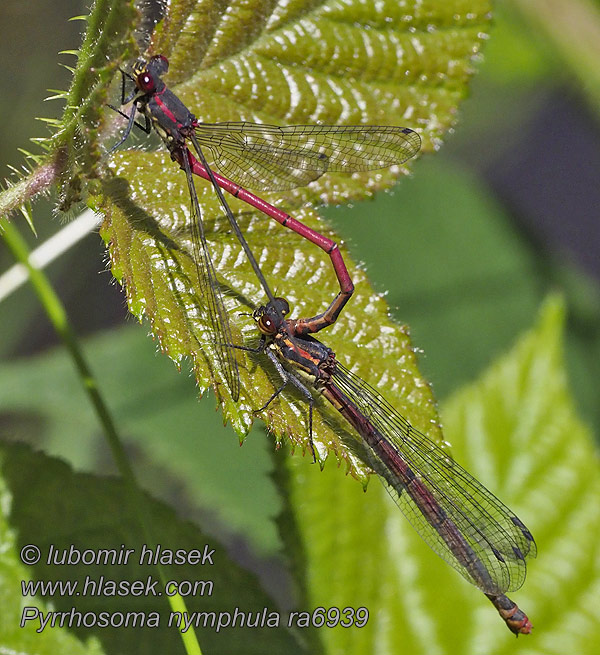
[181,153,240,401]
[331,362,536,595]
[195,122,421,191]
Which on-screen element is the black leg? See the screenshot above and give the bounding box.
[106,67,152,155]
[106,105,152,155]
[228,336,317,462]
[107,105,151,134]
[118,67,137,104]
[225,334,267,355]
[106,104,139,155]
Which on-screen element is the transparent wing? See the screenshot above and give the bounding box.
[330,363,536,595]
[181,154,240,401]
[195,122,421,191]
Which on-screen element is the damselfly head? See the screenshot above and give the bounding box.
[253,297,290,335]
[134,55,169,93]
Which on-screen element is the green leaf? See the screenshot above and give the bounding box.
[481,2,555,84]
[442,295,600,649]
[0,324,281,557]
[282,295,600,652]
[0,443,303,654]
[0,451,106,655]
[509,0,600,116]
[99,0,493,468]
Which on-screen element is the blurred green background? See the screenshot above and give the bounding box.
[0,0,599,623]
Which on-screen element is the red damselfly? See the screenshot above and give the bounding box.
[108,55,421,398]
[237,297,537,634]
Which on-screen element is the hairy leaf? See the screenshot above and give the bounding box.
[98,0,492,473]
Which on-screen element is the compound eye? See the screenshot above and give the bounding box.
[137,72,154,93]
[258,316,275,335]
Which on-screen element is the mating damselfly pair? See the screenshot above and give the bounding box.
[108,54,536,634]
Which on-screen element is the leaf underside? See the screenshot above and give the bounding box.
[97,0,492,479]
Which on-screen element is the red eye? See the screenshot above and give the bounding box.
[137,73,155,93]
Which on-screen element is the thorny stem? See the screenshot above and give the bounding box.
[0,159,58,219]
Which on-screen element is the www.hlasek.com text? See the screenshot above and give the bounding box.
[22,574,213,598]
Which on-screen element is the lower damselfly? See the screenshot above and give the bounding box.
[237,298,537,634]
[108,55,421,398]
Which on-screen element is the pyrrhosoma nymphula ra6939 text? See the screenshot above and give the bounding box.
[235,297,537,635]
[108,55,421,400]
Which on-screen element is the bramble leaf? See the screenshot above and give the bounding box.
[98,0,492,470]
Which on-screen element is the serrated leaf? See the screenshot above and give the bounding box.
[282,295,600,652]
[100,150,442,478]
[99,0,491,474]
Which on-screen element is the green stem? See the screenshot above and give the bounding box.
[0,217,202,655]
[0,161,57,218]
